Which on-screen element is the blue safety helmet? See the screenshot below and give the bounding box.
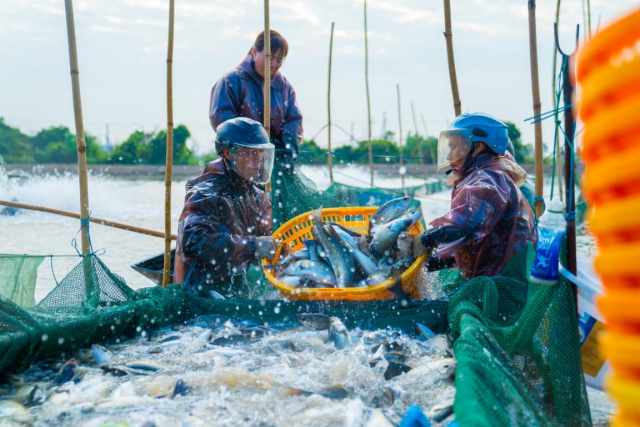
[448,113,510,155]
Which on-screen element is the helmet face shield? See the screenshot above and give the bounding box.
[229,142,275,185]
[437,129,474,170]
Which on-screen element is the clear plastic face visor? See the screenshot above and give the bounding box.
[437,129,474,170]
[229,142,275,185]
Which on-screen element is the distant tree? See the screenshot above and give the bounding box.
[404,133,437,164]
[110,130,148,164]
[0,118,33,163]
[504,121,533,163]
[31,126,107,164]
[109,125,197,165]
[297,140,327,164]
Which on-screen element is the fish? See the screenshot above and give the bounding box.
[124,359,170,374]
[207,290,226,300]
[369,196,412,233]
[171,379,191,399]
[369,212,421,259]
[187,315,232,329]
[0,400,28,417]
[1,384,38,405]
[279,275,302,287]
[327,317,350,349]
[333,227,378,277]
[278,248,311,266]
[326,223,359,247]
[210,334,253,346]
[369,360,413,380]
[312,208,356,288]
[396,232,414,267]
[282,260,338,287]
[429,403,454,423]
[54,359,76,385]
[302,240,320,263]
[91,344,114,364]
[415,322,437,340]
[296,313,331,330]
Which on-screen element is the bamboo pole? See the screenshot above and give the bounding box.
[327,22,335,184]
[421,114,435,165]
[443,0,461,116]
[396,84,405,191]
[364,0,374,188]
[0,200,176,240]
[162,0,175,288]
[552,0,564,202]
[264,0,272,194]
[528,0,544,218]
[63,0,90,256]
[410,101,424,165]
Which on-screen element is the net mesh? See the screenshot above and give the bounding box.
[0,167,591,426]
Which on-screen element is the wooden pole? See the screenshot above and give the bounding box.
[364,0,374,188]
[162,0,175,288]
[562,55,578,307]
[0,200,176,240]
[396,84,405,190]
[63,0,90,256]
[443,0,461,116]
[528,0,544,218]
[421,113,435,164]
[327,22,335,184]
[264,0,272,194]
[552,0,564,202]
[410,101,424,165]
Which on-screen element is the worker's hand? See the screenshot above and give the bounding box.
[412,235,430,258]
[255,236,277,259]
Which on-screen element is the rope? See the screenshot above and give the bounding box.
[70,212,106,258]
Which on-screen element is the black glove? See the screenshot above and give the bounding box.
[255,236,277,259]
[426,255,456,271]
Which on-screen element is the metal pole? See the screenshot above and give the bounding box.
[63,0,91,257]
[162,0,175,288]
[421,113,435,165]
[327,22,335,184]
[396,84,405,191]
[364,0,374,188]
[443,0,461,116]
[562,56,578,306]
[528,0,544,218]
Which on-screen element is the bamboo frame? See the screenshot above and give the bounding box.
[63,0,91,256]
[364,0,374,188]
[327,22,335,184]
[552,0,564,202]
[264,0,272,194]
[528,0,544,218]
[0,200,176,240]
[162,0,175,288]
[410,101,423,165]
[396,84,405,190]
[443,0,461,116]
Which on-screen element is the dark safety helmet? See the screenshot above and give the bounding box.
[215,118,275,185]
[437,113,510,170]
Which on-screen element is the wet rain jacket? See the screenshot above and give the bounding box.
[430,151,535,279]
[174,159,272,295]
[209,55,303,158]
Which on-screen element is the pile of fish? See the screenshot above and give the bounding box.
[272,197,424,290]
[0,314,456,426]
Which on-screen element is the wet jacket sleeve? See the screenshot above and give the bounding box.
[281,84,303,155]
[209,75,241,131]
[178,190,257,266]
[429,172,509,257]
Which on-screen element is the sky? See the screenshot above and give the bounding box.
[0,0,637,156]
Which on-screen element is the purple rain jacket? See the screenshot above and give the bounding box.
[174,159,272,290]
[209,55,303,156]
[430,151,536,279]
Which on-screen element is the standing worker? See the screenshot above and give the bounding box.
[413,113,535,280]
[174,118,277,298]
[209,30,303,175]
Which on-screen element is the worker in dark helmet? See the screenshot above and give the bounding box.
[209,30,302,175]
[412,113,535,280]
[175,117,277,298]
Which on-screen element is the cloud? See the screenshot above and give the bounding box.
[90,25,126,34]
[359,0,439,24]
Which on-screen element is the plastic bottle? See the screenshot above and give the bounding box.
[530,199,566,285]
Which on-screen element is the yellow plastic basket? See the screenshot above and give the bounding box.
[261,207,427,301]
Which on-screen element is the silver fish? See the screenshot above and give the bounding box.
[396,232,414,267]
[296,313,331,330]
[369,196,412,233]
[278,248,311,266]
[302,240,320,263]
[326,223,359,247]
[91,344,113,364]
[328,317,350,349]
[279,275,302,287]
[283,260,337,287]
[312,208,356,288]
[328,224,378,277]
[369,212,421,259]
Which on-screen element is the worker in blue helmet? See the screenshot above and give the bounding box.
[175,117,277,298]
[413,113,535,279]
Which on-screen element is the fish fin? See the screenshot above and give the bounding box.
[388,276,411,301]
